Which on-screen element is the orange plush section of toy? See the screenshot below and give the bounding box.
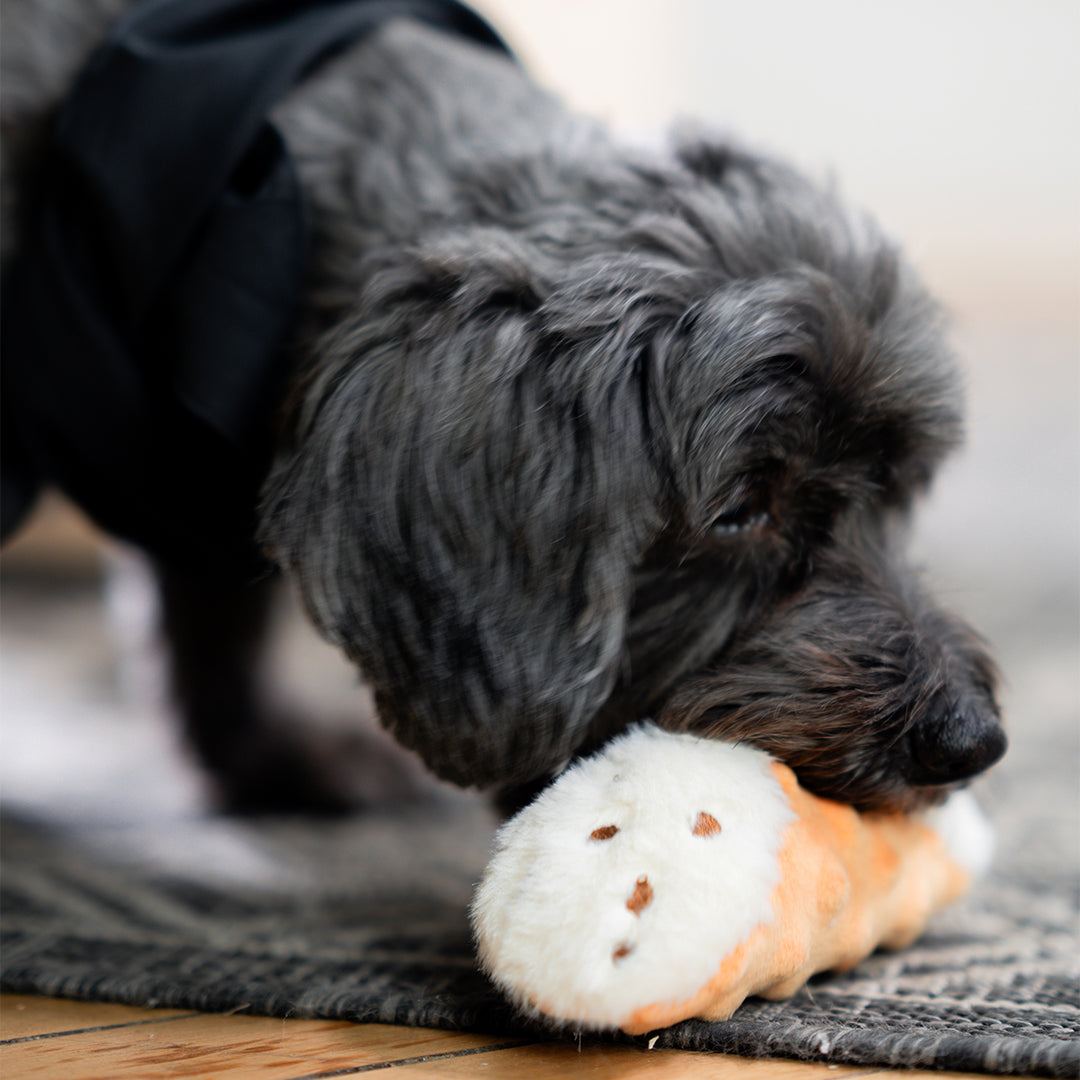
[621,763,971,1035]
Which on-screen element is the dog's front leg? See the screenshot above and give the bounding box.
[155,563,422,814]
[155,563,319,812]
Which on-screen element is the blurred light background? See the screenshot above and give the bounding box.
[480,0,1077,334]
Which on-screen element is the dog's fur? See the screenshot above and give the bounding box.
[3,1,1005,814]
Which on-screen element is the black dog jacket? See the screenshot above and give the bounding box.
[2,0,510,576]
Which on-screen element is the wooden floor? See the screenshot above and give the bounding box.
[0,995,990,1080]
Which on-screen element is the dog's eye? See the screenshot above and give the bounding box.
[709,492,769,536]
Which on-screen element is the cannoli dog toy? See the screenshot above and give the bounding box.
[472,724,993,1034]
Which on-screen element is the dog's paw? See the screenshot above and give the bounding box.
[207,715,436,816]
[471,724,795,1030]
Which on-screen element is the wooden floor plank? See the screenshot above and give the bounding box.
[371,1040,984,1080]
[0,994,195,1041]
[0,994,990,1080]
[0,997,521,1080]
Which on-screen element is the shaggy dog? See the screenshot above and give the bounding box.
[2,0,1005,813]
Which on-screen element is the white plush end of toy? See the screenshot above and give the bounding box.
[471,724,794,1030]
[922,789,995,880]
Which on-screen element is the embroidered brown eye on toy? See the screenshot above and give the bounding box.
[472,725,992,1034]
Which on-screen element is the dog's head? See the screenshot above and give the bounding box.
[261,138,1004,809]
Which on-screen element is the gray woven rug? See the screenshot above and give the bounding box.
[1,789,1077,1076]
[1,570,1078,1076]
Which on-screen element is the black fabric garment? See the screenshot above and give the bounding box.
[1,0,511,576]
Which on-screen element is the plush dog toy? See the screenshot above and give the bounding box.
[472,724,993,1034]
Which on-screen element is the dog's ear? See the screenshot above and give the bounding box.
[671,130,966,508]
[260,237,660,788]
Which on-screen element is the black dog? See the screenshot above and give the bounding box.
[2,0,1005,814]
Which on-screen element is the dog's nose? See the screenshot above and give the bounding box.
[908,706,1007,785]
